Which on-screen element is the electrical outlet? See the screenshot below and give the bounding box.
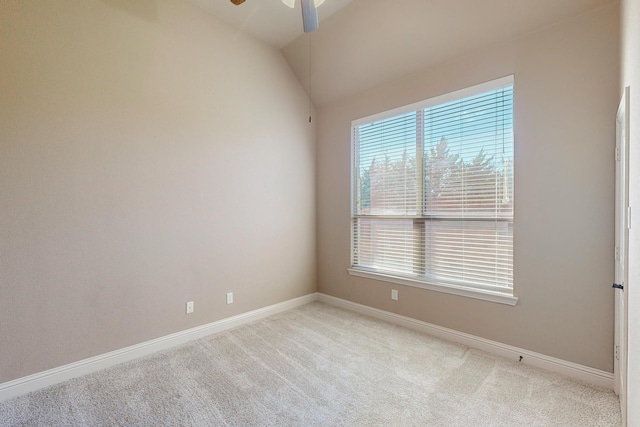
[186,301,194,314]
[226,292,233,304]
[391,289,398,301]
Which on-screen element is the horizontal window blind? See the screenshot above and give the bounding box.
[352,77,514,293]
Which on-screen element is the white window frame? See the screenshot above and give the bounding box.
[349,76,517,306]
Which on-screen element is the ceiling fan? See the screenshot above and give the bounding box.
[230,0,326,33]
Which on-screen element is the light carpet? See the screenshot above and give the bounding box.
[0,302,621,426]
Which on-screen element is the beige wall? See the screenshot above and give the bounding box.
[317,4,619,372]
[0,0,316,383]
[621,0,640,421]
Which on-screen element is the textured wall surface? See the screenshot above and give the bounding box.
[0,0,316,383]
[316,3,619,372]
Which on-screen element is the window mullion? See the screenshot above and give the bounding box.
[414,110,425,276]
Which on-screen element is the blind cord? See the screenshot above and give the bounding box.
[308,32,312,123]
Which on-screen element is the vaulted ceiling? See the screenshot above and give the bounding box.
[193,0,616,107]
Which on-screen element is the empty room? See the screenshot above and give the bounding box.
[1,0,639,425]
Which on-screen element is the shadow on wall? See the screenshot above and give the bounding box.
[100,0,158,22]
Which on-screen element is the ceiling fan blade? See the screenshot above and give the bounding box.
[301,0,318,32]
[230,0,245,5]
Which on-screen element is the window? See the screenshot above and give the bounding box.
[350,76,516,305]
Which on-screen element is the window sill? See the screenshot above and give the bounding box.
[347,268,518,306]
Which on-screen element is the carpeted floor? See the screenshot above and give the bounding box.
[0,302,622,426]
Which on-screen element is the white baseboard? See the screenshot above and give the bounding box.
[0,293,318,403]
[0,291,614,403]
[317,293,615,390]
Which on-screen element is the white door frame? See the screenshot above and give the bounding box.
[614,86,630,426]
